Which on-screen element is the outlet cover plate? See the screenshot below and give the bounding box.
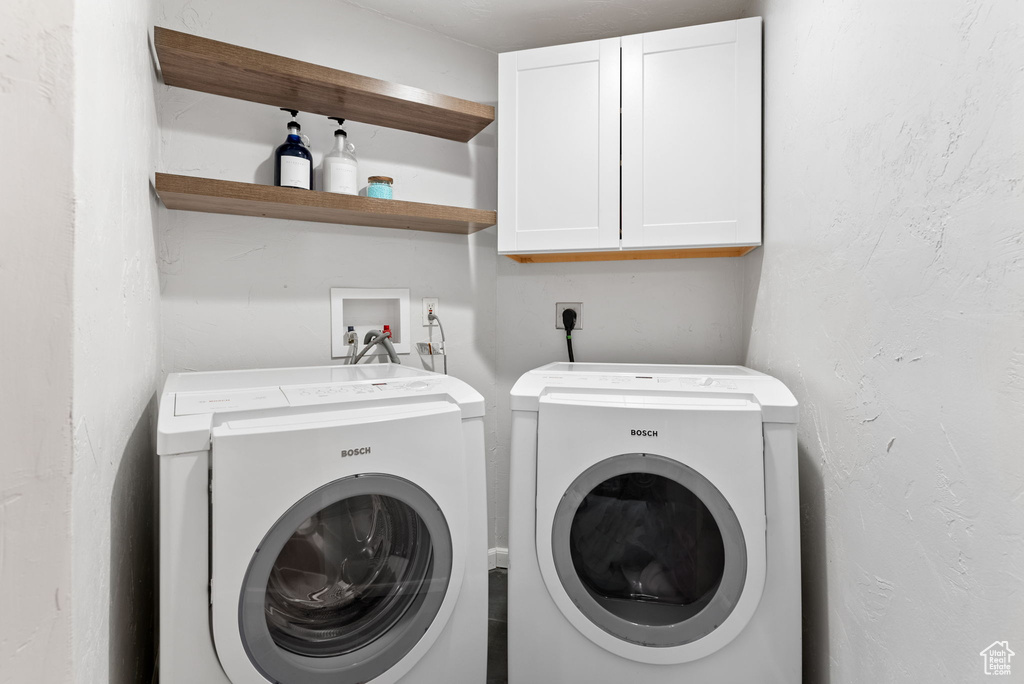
[422,297,439,326]
[555,302,583,330]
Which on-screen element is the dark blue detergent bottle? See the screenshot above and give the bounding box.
[274,108,312,190]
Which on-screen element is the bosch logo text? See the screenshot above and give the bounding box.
[341,447,371,457]
[631,429,658,437]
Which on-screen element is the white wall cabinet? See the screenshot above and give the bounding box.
[497,38,620,254]
[499,18,762,263]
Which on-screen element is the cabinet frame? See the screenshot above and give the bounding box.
[499,18,763,263]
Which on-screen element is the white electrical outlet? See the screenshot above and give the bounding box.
[422,297,439,326]
[555,302,583,330]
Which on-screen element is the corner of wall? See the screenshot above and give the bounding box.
[71,0,162,680]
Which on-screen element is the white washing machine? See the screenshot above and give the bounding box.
[157,364,487,684]
[507,362,801,683]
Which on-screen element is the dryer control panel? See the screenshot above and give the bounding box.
[511,362,797,424]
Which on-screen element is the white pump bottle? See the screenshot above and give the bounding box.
[322,117,359,195]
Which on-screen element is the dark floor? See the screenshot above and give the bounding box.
[487,569,508,684]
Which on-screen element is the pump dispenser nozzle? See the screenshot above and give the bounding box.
[280,108,303,134]
[328,116,348,138]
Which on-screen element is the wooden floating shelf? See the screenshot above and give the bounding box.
[503,245,759,263]
[154,27,494,143]
[155,173,496,235]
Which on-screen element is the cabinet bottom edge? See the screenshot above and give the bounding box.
[503,245,759,263]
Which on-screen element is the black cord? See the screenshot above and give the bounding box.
[562,308,577,362]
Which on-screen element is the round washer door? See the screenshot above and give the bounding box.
[552,453,745,647]
[237,474,452,684]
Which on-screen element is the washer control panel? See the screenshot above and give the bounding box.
[175,378,445,416]
[175,387,288,416]
[282,377,444,407]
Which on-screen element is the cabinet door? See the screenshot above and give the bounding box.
[622,18,762,249]
[498,39,620,254]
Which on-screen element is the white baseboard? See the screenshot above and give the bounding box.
[487,547,509,570]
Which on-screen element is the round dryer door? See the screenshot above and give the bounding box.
[237,474,452,684]
[551,453,746,648]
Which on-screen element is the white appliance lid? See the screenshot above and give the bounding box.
[158,363,484,455]
[509,362,798,423]
[539,362,763,376]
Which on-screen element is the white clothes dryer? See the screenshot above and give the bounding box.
[507,363,801,683]
[157,364,487,684]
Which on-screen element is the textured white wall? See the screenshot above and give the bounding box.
[744,1,1024,680]
[0,1,75,682]
[343,0,753,52]
[155,0,500,537]
[71,0,161,681]
[492,257,748,547]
